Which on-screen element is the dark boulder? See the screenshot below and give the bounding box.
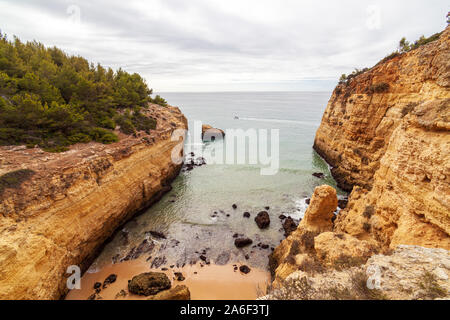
[255,211,270,229]
[128,272,171,296]
[234,238,253,248]
[215,252,231,265]
[312,172,325,179]
[282,217,298,237]
[232,204,238,210]
[338,199,348,210]
[239,265,251,274]
[174,272,185,282]
[148,231,167,239]
[102,274,117,289]
[243,212,251,218]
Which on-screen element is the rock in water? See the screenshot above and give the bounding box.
[235,238,253,248]
[128,272,171,296]
[255,211,270,229]
[312,172,325,179]
[148,231,166,239]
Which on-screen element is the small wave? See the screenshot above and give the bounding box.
[291,197,309,220]
[238,117,315,126]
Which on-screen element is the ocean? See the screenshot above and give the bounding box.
[85,91,345,275]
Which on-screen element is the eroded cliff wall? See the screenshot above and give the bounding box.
[314,27,450,250]
[0,104,187,299]
[314,27,450,191]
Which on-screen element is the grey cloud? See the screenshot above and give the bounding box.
[0,0,448,91]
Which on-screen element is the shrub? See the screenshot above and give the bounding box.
[0,33,165,152]
[368,82,389,94]
[0,169,35,197]
[150,95,167,107]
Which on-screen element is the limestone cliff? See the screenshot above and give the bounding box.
[269,27,450,298]
[314,26,450,191]
[0,104,187,300]
[315,27,450,250]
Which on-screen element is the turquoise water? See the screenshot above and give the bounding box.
[88,92,345,272]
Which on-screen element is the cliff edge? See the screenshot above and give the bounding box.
[315,26,450,250]
[0,104,187,299]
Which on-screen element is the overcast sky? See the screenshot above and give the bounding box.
[0,0,448,92]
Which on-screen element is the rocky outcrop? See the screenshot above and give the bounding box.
[314,27,450,251]
[128,272,172,296]
[299,185,337,233]
[202,124,225,141]
[314,27,450,191]
[264,245,449,300]
[0,104,187,300]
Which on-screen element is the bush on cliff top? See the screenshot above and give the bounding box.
[338,31,443,85]
[0,33,164,152]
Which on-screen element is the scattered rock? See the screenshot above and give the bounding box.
[103,274,117,289]
[305,198,311,205]
[261,244,270,250]
[148,231,167,239]
[151,256,167,269]
[282,217,298,237]
[121,239,154,261]
[232,204,238,210]
[93,282,102,290]
[239,265,251,274]
[199,255,207,262]
[265,207,270,210]
[312,172,325,179]
[255,211,270,229]
[115,290,127,299]
[148,285,191,300]
[128,272,171,296]
[174,272,185,281]
[88,294,96,300]
[243,212,251,218]
[279,215,287,220]
[235,238,253,248]
[300,185,337,233]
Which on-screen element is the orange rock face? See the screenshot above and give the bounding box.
[315,27,450,250]
[0,104,187,299]
[314,26,450,191]
[299,185,337,233]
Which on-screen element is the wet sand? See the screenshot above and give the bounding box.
[65,259,270,300]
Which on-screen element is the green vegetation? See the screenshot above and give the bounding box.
[399,32,443,53]
[0,33,164,152]
[338,30,443,85]
[0,169,35,196]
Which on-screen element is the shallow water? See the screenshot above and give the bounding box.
[72,92,346,299]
